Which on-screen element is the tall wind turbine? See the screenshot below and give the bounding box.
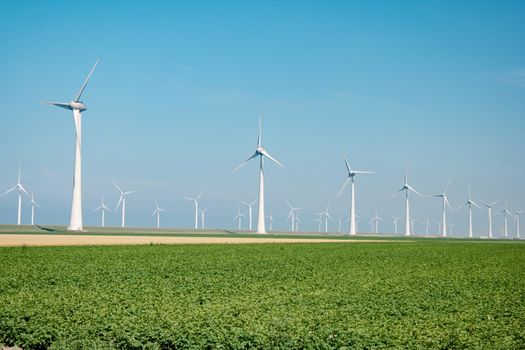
[182,192,204,229]
[233,117,284,234]
[370,211,382,234]
[93,193,110,227]
[200,208,208,229]
[239,200,257,231]
[233,208,245,230]
[337,155,374,236]
[391,215,400,234]
[151,201,165,229]
[1,166,30,225]
[27,192,42,225]
[286,201,301,232]
[114,181,135,228]
[482,200,499,239]
[316,203,332,233]
[513,210,524,239]
[392,170,422,236]
[502,203,513,239]
[44,59,100,231]
[458,187,482,238]
[433,180,452,237]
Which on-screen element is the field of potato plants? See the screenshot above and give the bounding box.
[1,240,524,349]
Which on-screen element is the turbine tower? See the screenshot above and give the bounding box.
[27,192,42,225]
[93,193,110,227]
[114,181,135,228]
[513,210,524,239]
[316,204,332,233]
[44,59,100,231]
[233,116,284,234]
[482,200,499,239]
[233,208,245,230]
[182,192,204,229]
[1,166,30,225]
[502,204,513,239]
[151,201,165,229]
[433,180,452,238]
[459,187,482,238]
[337,155,374,235]
[239,200,257,231]
[392,170,422,236]
[200,208,208,229]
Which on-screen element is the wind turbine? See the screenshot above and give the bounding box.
[391,170,423,236]
[513,210,524,239]
[337,217,343,233]
[286,201,301,232]
[458,187,482,238]
[239,200,257,231]
[27,192,42,225]
[233,208,245,230]
[422,218,431,236]
[369,211,382,234]
[1,166,30,225]
[502,203,513,239]
[151,201,165,229]
[316,203,332,233]
[93,193,110,227]
[200,208,208,229]
[433,180,452,237]
[114,181,135,228]
[314,218,322,233]
[233,116,284,234]
[182,192,204,229]
[266,215,274,231]
[337,155,374,236]
[391,215,400,234]
[44,59,100,231]
[411,217,418,235]
[295,216,302,232]
[481,200,499,239]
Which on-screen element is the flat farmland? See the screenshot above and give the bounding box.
[1,240,524,349]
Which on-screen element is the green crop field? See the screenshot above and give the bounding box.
[1,240,524,349]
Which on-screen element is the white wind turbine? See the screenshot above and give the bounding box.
[182,192,204,229]
[295,216,302,232]
[233,117,284,234]
[151,201,165,229]
[314,217,323,233]
[458,187,482,239]
[501,203,513,239]
[44,59,100,231]
[411,217,418,235]
[432,180,452,238]
[266,215,274,231]
[422,218,431,236]
[370,211,382,234]
[337,155,374,236]
[316,204,332,233]
[27,192,42,226]
[233,208,245,230]
[513,210,524,239]
[481,200,499,239]
[391,170,423,236]
[200,208,208,229]
[391,215,401,234]
[93,193,110,227]
[239,200,257,231]
[114,181,135,228]
[286,201,301,232]
[337,217,343,233]
[1,166,30,225]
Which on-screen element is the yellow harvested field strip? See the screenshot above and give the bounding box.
[0,234,405,247]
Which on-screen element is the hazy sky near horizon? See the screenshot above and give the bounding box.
[1,0,524,235]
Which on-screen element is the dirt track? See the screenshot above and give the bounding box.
[0,234,400,247]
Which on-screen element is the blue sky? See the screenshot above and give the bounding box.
[1,0,524,235]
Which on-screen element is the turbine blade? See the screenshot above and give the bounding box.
[353,170,375,174]
[113,180,123,194]
[337,178,350,198]
[233,153,258,173]
[407,186,423,197]
[260,149,284,167]
[74,58,100,102]
[389,188,405,199]
[472,201,483,209]
[124,190,135,195]
[20,186,30,197]
[92,206,102,213]
[43,101,72,110]
[1,186,17,197]
[115,196,123,210]
[444,179,452,194]
[342,154,352,173]
[257,115,262,148]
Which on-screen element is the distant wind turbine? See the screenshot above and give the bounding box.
[1,165,30,225]
[513,210,524,239]
[93,193,110,227]
[391,215,401,234]
[316,203,332,233]
[502,203,513,239]
[200,208,208,229]
[239,200,257,231]
[114,181,135,228]
[182,192,204,229]
[482,200,500,239]
[151,201,165,229]
[286,201,301,232]
[369,211,382,234]
[337,154,374,235]
[266,215,274,231]
[233,116,284,234]
[458,187,482,238]
[433,180,452,237]
[391,170,422,236]
[422,218,431,235]
[314,217,322,233]
[44,59,100,231]
[233,208,245,230]
[27,192,43,225]
[295,216,302,232]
